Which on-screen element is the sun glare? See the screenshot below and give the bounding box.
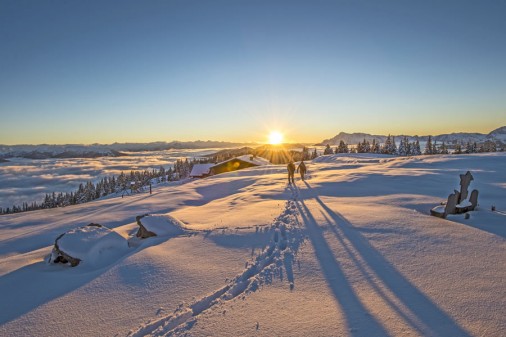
[268,131,284,145]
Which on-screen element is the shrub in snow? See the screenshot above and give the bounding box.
[135,214,185,238]
[49,223,128,267]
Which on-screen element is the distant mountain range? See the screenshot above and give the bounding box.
[2,127,505,161]
[0,141,254,160]
[318,126,506,146]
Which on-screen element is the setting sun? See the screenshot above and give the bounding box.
[268,131,284,145]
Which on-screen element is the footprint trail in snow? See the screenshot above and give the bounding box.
[127,195,304,337]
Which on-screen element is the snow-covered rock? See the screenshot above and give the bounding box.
[135,214,186,238]
[50,223,128,267]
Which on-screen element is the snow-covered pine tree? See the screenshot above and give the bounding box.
[382,135,392,154]
[336,140,349,153]
[398,137,407,156]
[412,137,421,155]
[454,143,462,154]
[465,142,474,154]
[371,139,380,153]
[433,141,440,154]
[363,139,371,153]
[406,138,413,156]
[439,142,449,154]
[323,144,333,155]
[424,136,433,155]
[356,140,363,153]
[311,148,318,159]
[391,136,397,155]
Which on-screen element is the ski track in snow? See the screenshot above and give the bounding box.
[127,186,305,337]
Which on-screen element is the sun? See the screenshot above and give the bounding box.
[268,131,284,145]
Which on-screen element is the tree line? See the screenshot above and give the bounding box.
[322,135,503,156]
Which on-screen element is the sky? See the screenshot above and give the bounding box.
[1,0,505,145]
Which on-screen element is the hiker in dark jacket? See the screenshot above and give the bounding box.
[287,161,295,184]
[297,160,307,181]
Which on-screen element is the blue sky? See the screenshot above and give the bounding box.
[1,0,505,144]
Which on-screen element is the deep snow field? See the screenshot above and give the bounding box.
[0,153,505,337]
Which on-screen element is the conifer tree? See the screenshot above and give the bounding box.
[311,148,318,159]
[381,135,392,154]
[363,139,371,153]
[371,139,380,153]
[391,136,398,154]
[465,142,474,154]
[398,137,407,156]
[323,144,333,155]
[454,143,462,154]
[336,140,349,153]
[439,142,449,154]
[424,136,433,155]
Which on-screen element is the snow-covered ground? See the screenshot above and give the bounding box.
[0,153,505,337]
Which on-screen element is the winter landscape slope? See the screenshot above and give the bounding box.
[0,153,505,337]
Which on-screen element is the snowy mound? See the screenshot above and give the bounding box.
[136,214,186,238]
[51,224,128,267]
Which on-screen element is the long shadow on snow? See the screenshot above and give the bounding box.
[183,178,256,207]
[0,233,183,325]
[304,182,472,337]
[204,229,272,255]
[294,198,391,336]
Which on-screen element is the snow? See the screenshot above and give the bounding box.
[1,152,505,337]
[456,200,472,208]
[189,164,214,177]
[139,214,186,236]
[53,224,129,267]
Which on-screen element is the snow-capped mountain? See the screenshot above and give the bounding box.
[0,145,126,159]
[433,133,486,145]
[319,126,506,145]
[0,141,253,159]
[487,126,506,143]
[318,132,388,146]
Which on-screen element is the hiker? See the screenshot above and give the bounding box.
[297,160,307,181]
[287,161,295,184]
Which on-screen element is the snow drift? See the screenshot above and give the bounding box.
[136,214,186,238]
[49,223,128,267]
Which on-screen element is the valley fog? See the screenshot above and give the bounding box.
[0,149,218,210]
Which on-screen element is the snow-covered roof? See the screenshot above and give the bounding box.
[190,163,215,177]
[218,155,270,166]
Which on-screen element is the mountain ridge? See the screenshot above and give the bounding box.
[318,126,506,146]
[0,141,256,160]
